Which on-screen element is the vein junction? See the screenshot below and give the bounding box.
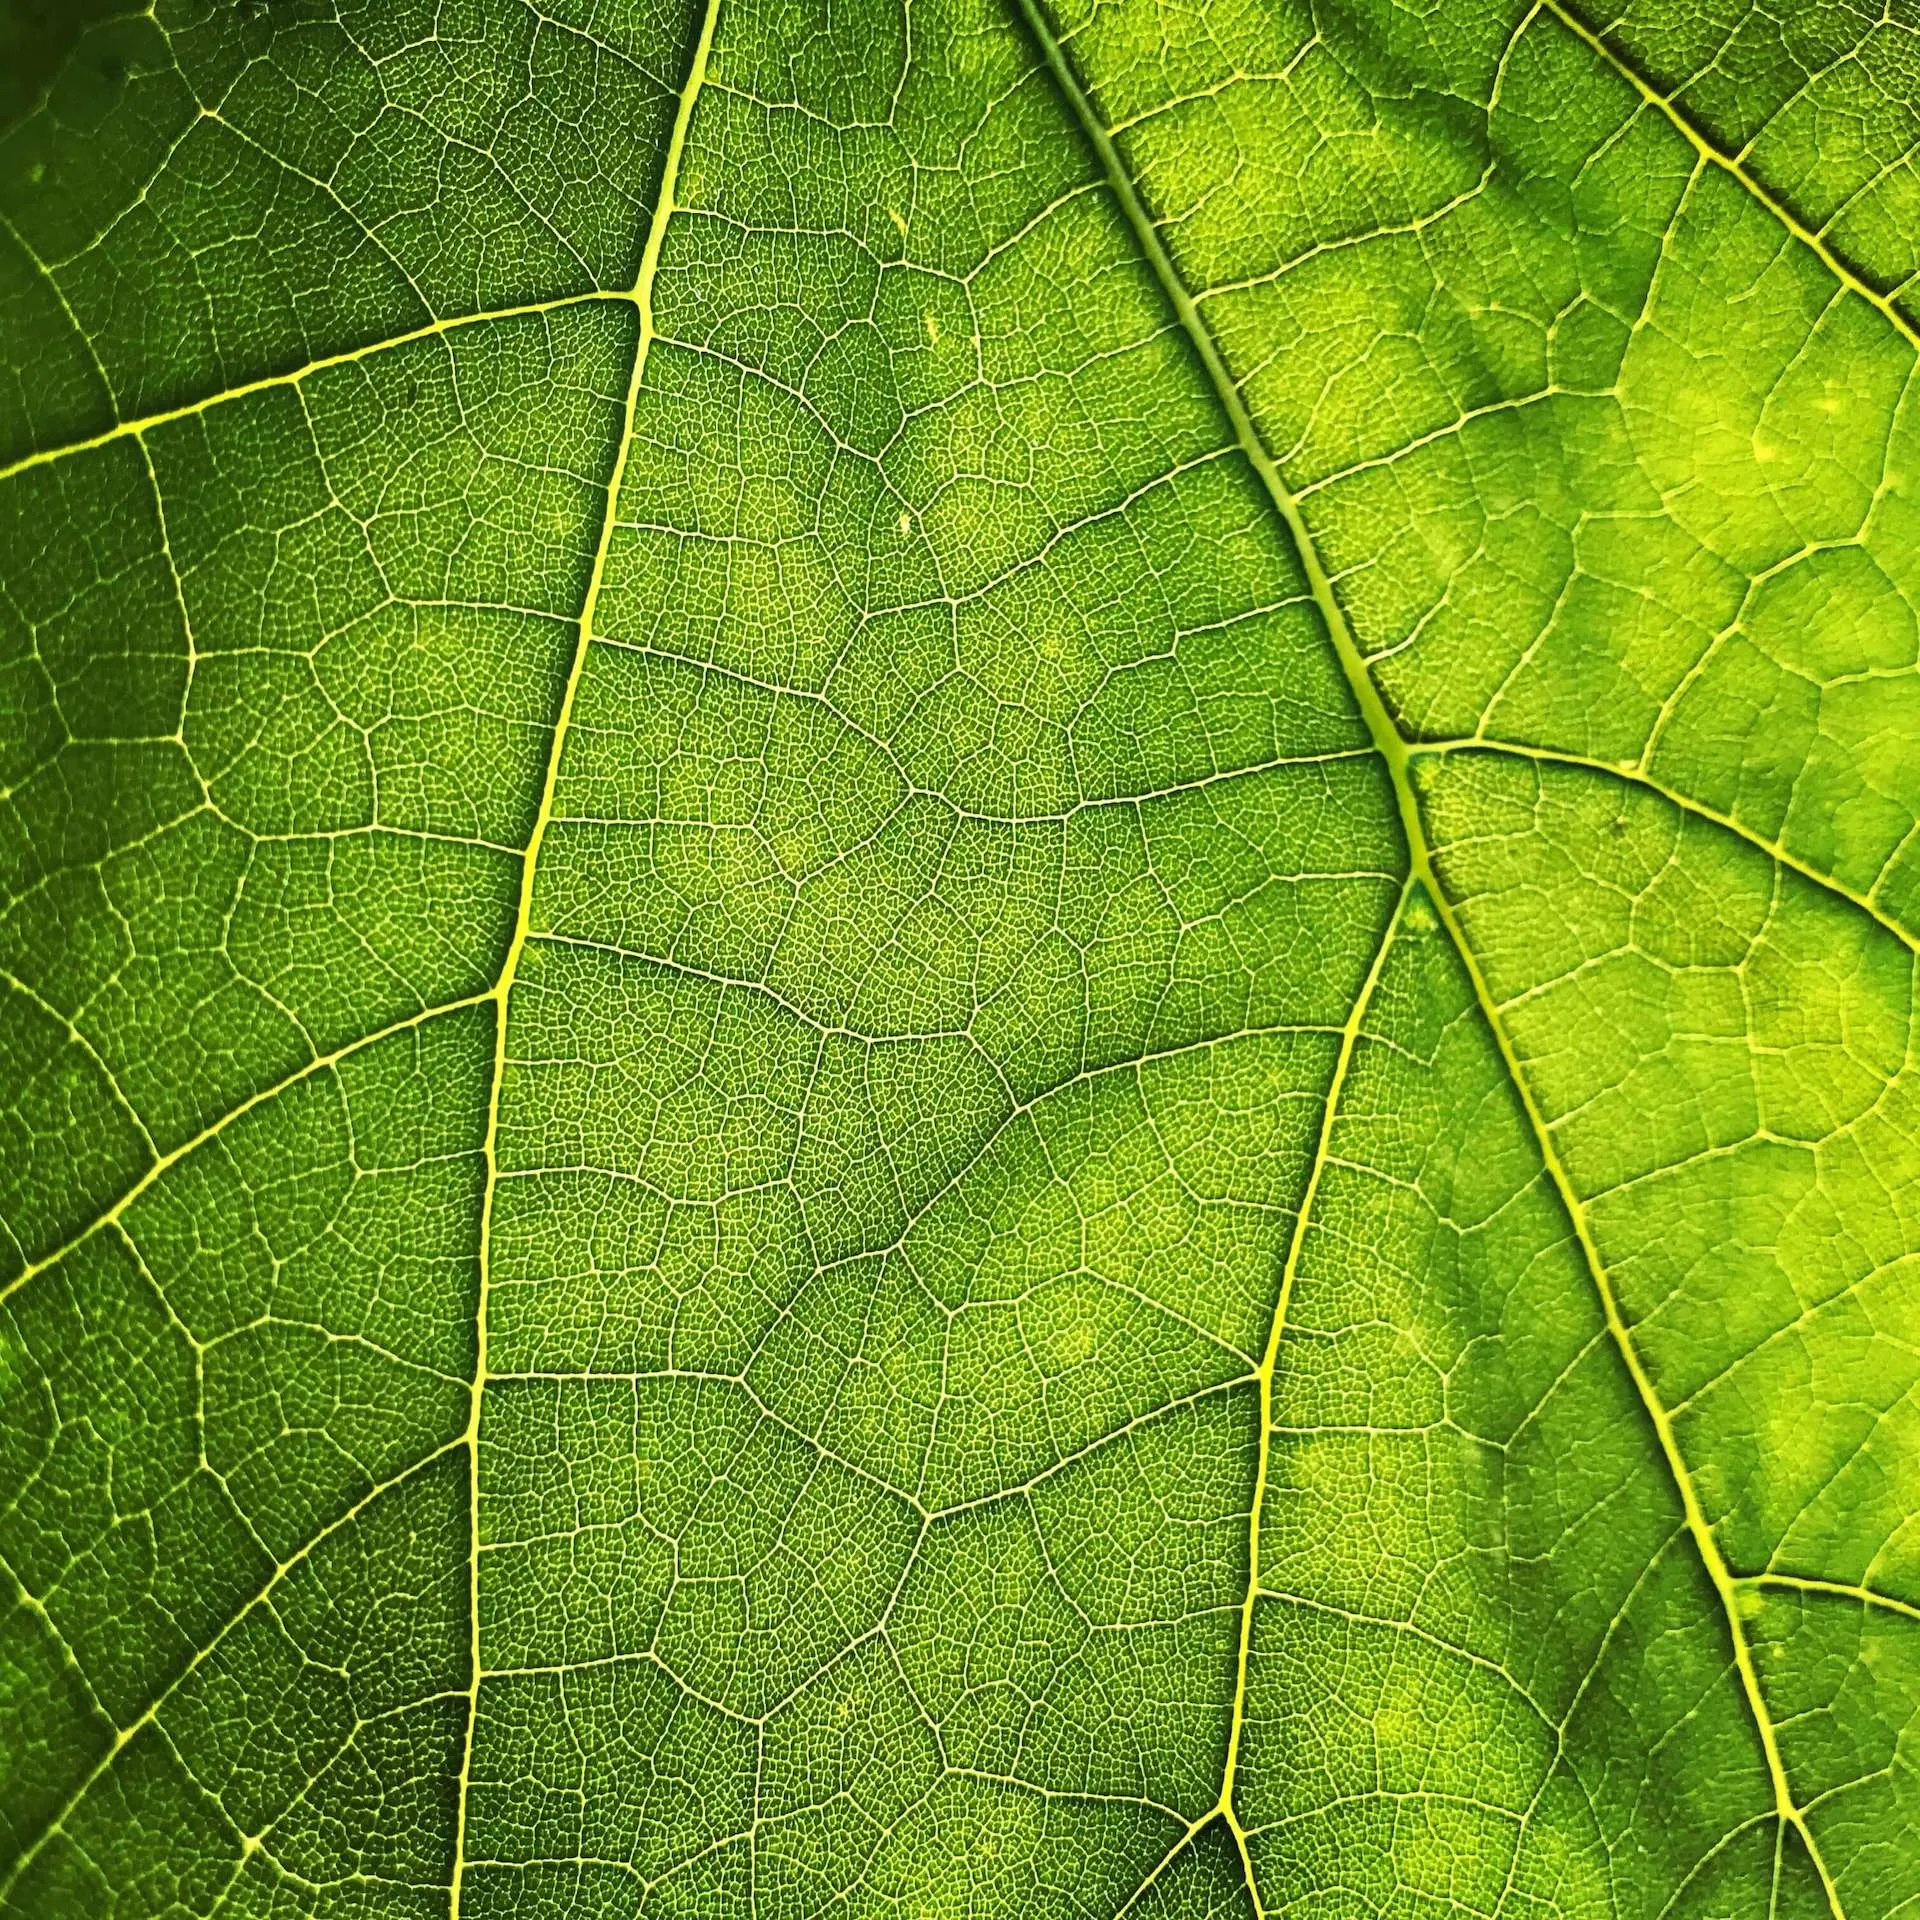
[448,1,726,1910]
[5,0,1919,1912]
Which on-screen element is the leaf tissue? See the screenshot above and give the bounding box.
[1,0,1917,1914]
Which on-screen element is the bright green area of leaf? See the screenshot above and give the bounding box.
[1,1,1917,1917]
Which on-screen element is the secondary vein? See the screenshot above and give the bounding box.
[1215,885,1405,1907]
[1412,738,1920,959]
[445,2,724,1911]
[1539,0,1920,358]
[0,1438,466,1904]
[0,989,495,1309]
[0,290,636,487]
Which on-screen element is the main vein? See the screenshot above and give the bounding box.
[1012,4,1848,1915]
[445,1,722,1911]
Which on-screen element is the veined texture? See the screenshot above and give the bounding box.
[1,1,1916,1916]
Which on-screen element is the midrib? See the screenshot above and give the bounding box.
[445,0,724,1909]
[1008,2,1848,1915]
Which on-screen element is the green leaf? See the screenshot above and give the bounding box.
[2,1,1917,1916]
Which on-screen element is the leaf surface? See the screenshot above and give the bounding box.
[1,2,1917,1916]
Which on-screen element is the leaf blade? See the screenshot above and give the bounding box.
[4,1,1918,1915]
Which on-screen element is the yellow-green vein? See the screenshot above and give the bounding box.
[445,0,724,1910]
[1214,883,1406,1910]
[0,291,635,488]
[0,1437,467,1905]
[1540,0,1920,358]
[0,990,495,1309]
[1012,3,1851,1913]
[1413,738,1920,959]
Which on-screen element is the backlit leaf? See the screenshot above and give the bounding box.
[2,1,1917,1915]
